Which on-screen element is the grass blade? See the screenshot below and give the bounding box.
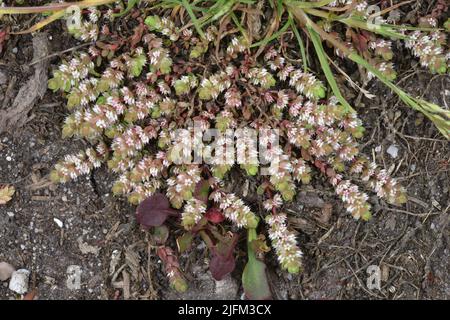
[349,53,450,139]
[12,10,66,34]
[306,25,355,113]
[289,14,308,72]
[182,0,206,38]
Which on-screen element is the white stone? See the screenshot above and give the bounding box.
[386,145,399,159]
[8,269,30,294]
[66,265,82,290]
[53,218,64,228]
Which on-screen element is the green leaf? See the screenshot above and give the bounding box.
[48,78,60,91]
[66,92,81,109]
[130,54,146,77]
[145,15,160,30]
[177,232,194,253]
[349,52,450,139]
[112,0,138,18]
[194,179,210,203]
[151,225,170,245]
[445,19,450,32]
[174,79,190,96]
[159,57,172,74]
[242,228,272,300]
[286,0,335,9]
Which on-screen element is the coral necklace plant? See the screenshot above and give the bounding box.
[41,5,409,297]
[1,1,424,297]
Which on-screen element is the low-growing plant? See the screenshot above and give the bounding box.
[42,5,410,296]
[158,0,450,137]
[1,0,446,298]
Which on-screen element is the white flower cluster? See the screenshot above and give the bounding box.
[263,194,283,211]
[199,71,232,100]
[405,30,448,72]
[331,176,371,220]
[55,53,94,88]
[226,36,249,57]
[359,161,407,205]
[265,213,303,274]
[224,88,242,108]
[51,143,107,183]
[111,125,157,158]
[111,151,170,204]
[210,191,258,228]
[181,198,207,230]
[166,166,202,209]
[247,67,276,89]
[328,0,354,6]
[68,7,100,42]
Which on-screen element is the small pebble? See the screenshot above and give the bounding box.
[0,262,15,281]
[53,218,64,228]
[9,269,30,294]
[386,145,399,159]
[66,265,82,290]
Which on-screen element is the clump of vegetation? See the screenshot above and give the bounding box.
[0,0,447,298]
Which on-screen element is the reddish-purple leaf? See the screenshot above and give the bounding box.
[209,233,239,280]
[205,207,225,224]
[209,249,236,281]
[136,193,178,228]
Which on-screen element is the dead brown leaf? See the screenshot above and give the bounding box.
[0,185,15,205]
[0,33,49,133]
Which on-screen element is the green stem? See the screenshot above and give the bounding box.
[247,228,257,263]
[199,230,214,249]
